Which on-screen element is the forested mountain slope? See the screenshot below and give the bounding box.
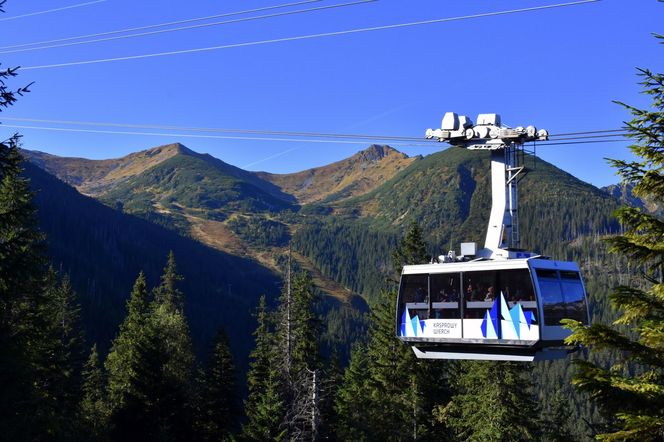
[294,147,621,304]
[25,161,282,369]
[602,181,664,215]
[24,141,632,435]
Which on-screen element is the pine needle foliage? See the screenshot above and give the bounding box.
[243,295,287,441]
[436,361,541,442]
[564,52,664,441]
[80,344,109,441]
[392,221,429,277]
[196,328,240,441]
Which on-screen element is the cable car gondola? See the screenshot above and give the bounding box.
[396,113,590,361]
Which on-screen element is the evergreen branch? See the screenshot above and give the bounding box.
[563,320,664,367]
[605,235,664,269]
[610,285,664,324]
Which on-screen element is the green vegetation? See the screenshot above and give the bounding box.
[100,148,295,222]
[227,214,290,247]
[335,224,452,440]
[438,362,540,441]
[564,63,664,441]
[4,8,659,434]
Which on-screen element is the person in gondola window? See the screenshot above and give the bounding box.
[415,286,426,303]
[484,286,495,302]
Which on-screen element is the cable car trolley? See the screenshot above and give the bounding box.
[396,113,590,361]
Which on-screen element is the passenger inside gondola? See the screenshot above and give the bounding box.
[430,273,460,319]
[399,274,429,321]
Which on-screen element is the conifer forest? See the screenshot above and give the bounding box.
[1,0,663,441]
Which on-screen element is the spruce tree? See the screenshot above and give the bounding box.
[80,344,109,441]
[37,270,86,440]
[335,220,452,440]
[436,361,541,441]
[0,140,46,438]
[334,344,372,441]
[564,59,664,441]
[108,255,196,440]
[154,250,184,307]
[243,295,287,441]
[106,271,151,411]
[275,265,324,440]
[392,221,429,274]
[196,328,240,441]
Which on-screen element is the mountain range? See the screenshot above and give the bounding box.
[22,141,625,365]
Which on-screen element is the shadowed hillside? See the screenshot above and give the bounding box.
[25,160,282,371]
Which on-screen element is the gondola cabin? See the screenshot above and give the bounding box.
[399,112,592,360]
[396,257,589,361]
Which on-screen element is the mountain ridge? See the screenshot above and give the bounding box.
[256,144,418,204]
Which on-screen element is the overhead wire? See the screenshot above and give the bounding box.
[0,117,628,145]
[0,0,105,22]
[0,124,438,147]
[21,0,600,71]
[0,121,629,148]
[2,118,626,141]
[0,0,378,55]
[548,128,625,137]
[532,139,626,146]
[0,117,429,142]
[0,0,322,50]
[547,133,628,141]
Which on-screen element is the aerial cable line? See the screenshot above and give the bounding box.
[0,117,430,142]
[1,123,627,148]
[22,0,600,70]
[547,133,627,141]
[0,124,436,147]
[549,128,624,137]
[0,0,378,55]
[534,139,626,146]
[0,0,105,22]
[0,117,625,144]
[0,0,322,50]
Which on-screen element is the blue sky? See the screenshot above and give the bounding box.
[1,0,662,187]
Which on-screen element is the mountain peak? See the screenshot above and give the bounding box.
[355,145,407,163]
[258,144,418,204]
[142,142,191,157]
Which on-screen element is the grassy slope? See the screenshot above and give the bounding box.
[257,145,418,204]
[23,144,182,195]
[100,149,295,216]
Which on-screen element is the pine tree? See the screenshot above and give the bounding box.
[275,264,323,440]
[318,348,343,441]
[108,255,196,440]
[154,250,184,308]
[196,328,240,441]
[243,295,287,441]
[365,289,442,440]
[0,138,47,440]
[335,221,452,440]
[540,390,575,442]
[392,221,429,275]
[334,344,372,441]
[80,344,109,441]
[563,57,664,441]
[436,361,541,441]
[111,316,193,441]
[37,269,86,440]
[106,271,151,411]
